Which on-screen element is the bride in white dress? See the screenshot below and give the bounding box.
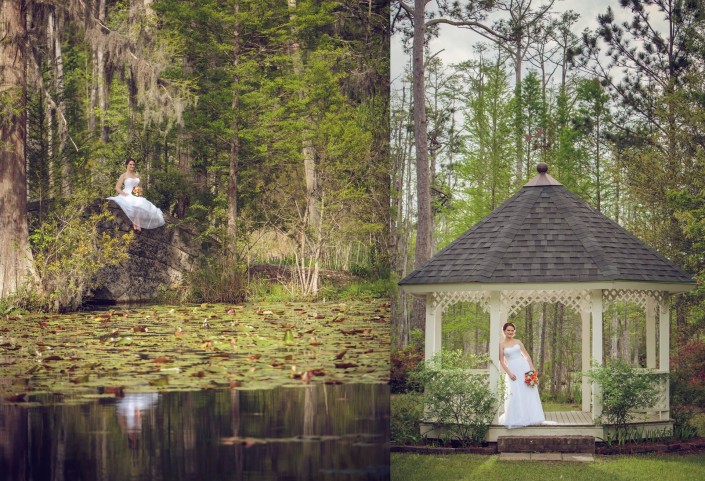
[498,322,546,428]
[107,158,165,231]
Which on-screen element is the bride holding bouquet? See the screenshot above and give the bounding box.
[498,322,547,428]
[107,158,165,231]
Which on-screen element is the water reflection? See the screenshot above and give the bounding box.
[0,384,389,481]
[116,393,160,449]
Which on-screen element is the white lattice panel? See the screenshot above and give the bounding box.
[431,291,491,313]
[501,290,590,317]
[603,289,664,310]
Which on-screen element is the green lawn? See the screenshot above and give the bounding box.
[392,452,705,481]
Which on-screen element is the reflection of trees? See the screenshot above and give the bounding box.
[1,384,389,480]
[0,405,28,480]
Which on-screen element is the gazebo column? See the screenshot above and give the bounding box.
[580,307,591,412]
[645,298,657,369]
[659,295,671,418]
[659,296,670,372]
[424,295,442,361]
[488,291,502,401]
[591,289,603,422]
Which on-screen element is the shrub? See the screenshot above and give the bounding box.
[390,345,424,394]
[670,339,705,440]
[17,196,133,312]
[586,359,663,431]
[412,350,503,446]
[391,393,424,445]
[186,255,247,303]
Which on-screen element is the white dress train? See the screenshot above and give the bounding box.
[498,344,546,428]
[107,177,165,229]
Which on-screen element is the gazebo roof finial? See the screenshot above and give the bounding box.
[525,162,561,186]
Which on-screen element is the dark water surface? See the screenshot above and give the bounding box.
[0,384,389,481]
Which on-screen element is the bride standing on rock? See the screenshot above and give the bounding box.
[107,158,165,231]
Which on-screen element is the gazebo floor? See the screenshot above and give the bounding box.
[421,411,673,442]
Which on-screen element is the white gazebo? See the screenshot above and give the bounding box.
[399,164,695,440]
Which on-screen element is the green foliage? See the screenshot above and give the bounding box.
[334,278,393,300]
[670,339,705,440]
[185,255,247,304]
[390,344,424,394]
[597,425,673,448]
[391,393,424,445]
[16,196,133,312]
[586,359,662,430]
[412,350,502,446]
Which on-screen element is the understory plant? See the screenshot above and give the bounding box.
[670,339,705,440]
[21,196,133,312]
[391,392,424,445]
[412,349,503,446]
[587,359,663,433]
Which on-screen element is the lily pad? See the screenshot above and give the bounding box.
[0,301,390,400]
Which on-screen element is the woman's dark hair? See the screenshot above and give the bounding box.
[502,322,516,332]
[124,158,136,166]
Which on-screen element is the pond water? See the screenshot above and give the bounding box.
[0,384,389,481]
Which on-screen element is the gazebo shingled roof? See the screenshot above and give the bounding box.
[400,165,694,286]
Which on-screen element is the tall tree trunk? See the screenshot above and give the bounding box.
[0,0,36,297]
[391,84,409,348]
[411,0,432,330]
[513,52,523,182]
[288,0,320,295]
[227,0,240,255]
[50,7,70,195]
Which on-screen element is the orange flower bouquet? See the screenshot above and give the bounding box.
[132,186,143,197]
[524,370,539,387]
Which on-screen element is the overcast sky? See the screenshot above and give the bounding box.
[390,0,665,85]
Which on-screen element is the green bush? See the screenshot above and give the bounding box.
[390,345,424,394]
[391,393,424,445]
[186,255,247,303]
[670,339,705,440]
[16,196,133,312]
[412,350,502,446]
[586,359,662,431]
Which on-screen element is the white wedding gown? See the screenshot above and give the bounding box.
[107,177,165,229]
[498,344,546,428]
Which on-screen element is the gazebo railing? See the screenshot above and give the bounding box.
[628,368,670,421]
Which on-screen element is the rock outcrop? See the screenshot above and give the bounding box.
[90,201,207,303]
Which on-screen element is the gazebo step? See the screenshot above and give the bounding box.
[498,435,595,454]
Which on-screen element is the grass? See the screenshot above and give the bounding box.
[542,400,582,412]
[391,453,705,481]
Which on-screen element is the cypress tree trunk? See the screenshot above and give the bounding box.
[0,0,36,297]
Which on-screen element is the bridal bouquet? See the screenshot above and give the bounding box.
[132,186,143,197]
[524,370,539,387]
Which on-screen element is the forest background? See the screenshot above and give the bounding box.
[390,0,705,407]
[0,0,390,311]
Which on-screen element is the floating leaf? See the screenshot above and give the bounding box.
[334,362,358,369]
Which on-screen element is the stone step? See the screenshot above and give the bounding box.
[497,435,595,454]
